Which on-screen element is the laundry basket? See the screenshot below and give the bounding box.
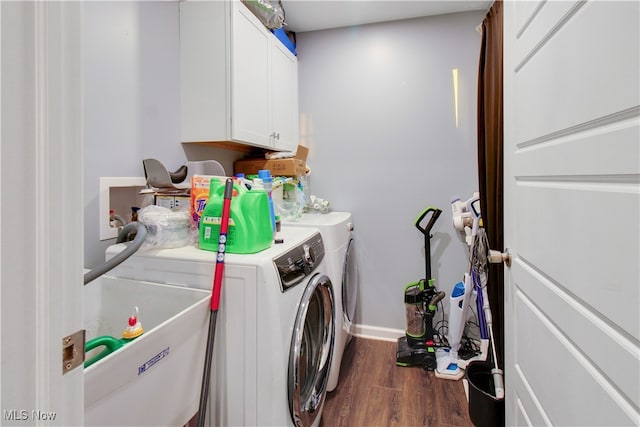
[466,361,505,427]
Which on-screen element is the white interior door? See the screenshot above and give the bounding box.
[1,3,84,425]
[503,1,639,426]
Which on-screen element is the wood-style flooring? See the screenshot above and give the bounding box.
[321,337,474,427]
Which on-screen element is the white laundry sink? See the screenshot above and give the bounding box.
[84,275,210,427]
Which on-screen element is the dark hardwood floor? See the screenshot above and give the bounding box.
[321,337,474,427]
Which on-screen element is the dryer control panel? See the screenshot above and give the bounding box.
[274,232,325,292]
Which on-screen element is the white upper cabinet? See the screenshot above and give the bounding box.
[180,0,299,151]
[270,39,299,152]
[231,3,271,147]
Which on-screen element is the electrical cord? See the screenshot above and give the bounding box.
[459,334,481,359]
[470,227,490,289]
[432,298,449,346]
[468,300,480,328]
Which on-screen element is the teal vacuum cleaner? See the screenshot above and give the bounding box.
[396,207,445,369]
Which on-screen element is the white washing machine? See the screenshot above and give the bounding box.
[105,227,335,427]
[281,212,357,392]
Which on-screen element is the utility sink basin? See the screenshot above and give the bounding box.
[84,275,210,427]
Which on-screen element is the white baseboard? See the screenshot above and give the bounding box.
[351,324,404,342]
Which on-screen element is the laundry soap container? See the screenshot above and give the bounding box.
[199,179,273,254]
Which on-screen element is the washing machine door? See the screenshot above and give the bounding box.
[288,273,335,427]
[342,237,358,329]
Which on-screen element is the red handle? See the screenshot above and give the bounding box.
[210,178,234,311]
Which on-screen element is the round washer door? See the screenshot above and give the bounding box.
[342,237,358,328]
[288,273,335,427]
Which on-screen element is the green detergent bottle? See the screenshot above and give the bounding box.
[199,178,273,254]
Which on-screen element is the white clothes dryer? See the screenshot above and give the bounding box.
[281,212,357,392]
[105,227,334,427]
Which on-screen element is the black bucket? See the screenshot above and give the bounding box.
[465,361,505,427]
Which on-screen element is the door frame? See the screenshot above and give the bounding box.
[1,2,84,425]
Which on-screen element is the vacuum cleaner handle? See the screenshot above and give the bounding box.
[415,207,442,237]
[428,290,446,307]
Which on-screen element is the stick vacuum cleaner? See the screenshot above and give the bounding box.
[435,194,502,398]
[396,207,445,370]
[435,195,484,380]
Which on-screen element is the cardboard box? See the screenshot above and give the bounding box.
[234,145,309,177]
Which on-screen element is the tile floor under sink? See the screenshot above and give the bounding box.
[84,275,210,427]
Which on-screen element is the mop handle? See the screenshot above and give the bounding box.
[489,325,505,399]
[210,178,234,311]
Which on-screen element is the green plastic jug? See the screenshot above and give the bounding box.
[199,179,273,254]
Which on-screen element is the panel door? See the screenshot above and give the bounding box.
[503,1,639,425]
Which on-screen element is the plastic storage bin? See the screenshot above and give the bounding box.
[465,361,505,427]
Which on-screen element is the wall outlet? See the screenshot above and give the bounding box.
[99,177,148,240]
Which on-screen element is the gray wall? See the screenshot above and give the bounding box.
[83,2,183,267]
[296,11,483,331]
[83,2,246,269]
[82,3,483,333]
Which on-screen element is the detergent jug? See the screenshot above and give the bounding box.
[199,179,273,254]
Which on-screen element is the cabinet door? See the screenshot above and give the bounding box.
[180,1,228,143]
[270,40,299,152]
[232,3,271,148]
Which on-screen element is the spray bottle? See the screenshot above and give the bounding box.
[435,273,473,378]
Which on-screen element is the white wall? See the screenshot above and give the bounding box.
[297,11,484,332]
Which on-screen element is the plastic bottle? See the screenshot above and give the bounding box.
[234,173,251,190]
[258,170,276,234]
[199,179,272,253]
